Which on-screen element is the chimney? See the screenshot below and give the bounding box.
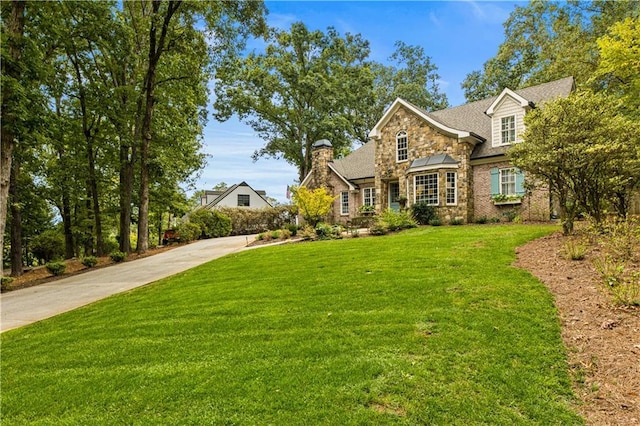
[311,139,333,189]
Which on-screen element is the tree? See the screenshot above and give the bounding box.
[509,91,640,234]
[291,186,337,227]
[462,1,638,101]
[214,22,374,182]
[593,17,640,119]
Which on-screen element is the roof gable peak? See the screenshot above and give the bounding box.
[485,87,533,117]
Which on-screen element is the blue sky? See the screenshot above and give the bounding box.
[195,0,526,203]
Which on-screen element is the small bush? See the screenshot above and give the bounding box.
[82,256,98,268]
[110,251,127,263]
[379,209,417,231]
[255,233,265,241]
[411,202,436,225]
[286,224,298,236]
[270,230,282,240]
[562,239,587,261]
[450,218,464,226]
[429,218,442,226]
[280,229,292,239]
[369,223,388,236]
[475,216,488,224]
[502,209,518,223]
[299,225,317,241]
[1,276,14,292]
[46,261,67,276]
[176,221,201,243]
[489,217,501,223]
[102,238,119,255]
[315,223,333,239]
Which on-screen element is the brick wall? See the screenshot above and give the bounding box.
[473,160,550,222]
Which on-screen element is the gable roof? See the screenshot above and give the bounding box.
[331,141,376,180]
[204,181,272,208]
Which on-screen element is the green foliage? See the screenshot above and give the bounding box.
[188,209,232,239]
[462,1,638,101]
[175,221,201,243]
[562,239,587,261]
[376,208,417,231]
[45,261,66,276]
[298,225,317,241]
[31,230,65,263]
[475,216,488,224]
[411,201,436,225]
[449,218,464,226]
[314,223,343,240]
[291,186,337,228]
[214,21,374,180]
[285,224,298,236]
[1,276,14,292]
[510,90,640,233]
[502,209,518,223]
[368,222,388,236]
[429,218,442,226]
[81,256,98,268]
[109,251,127,263]
[217,206,295,235]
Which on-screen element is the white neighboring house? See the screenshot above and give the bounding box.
[200,181,273,209]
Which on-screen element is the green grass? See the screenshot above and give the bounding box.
[1,225,583,425]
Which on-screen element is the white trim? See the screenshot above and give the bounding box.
[369,98,482,142]
[499,115,516,146]
[446,171,457,206]
[414,173,439,206]
[396,130,408,163]
[299,171,312,187]
[499,168,517,196]
[485,88,531,116]
[340,191,349,216]
[362,187,375,207]
[328,164,356,190]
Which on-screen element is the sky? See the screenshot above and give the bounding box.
[194,0,527,204]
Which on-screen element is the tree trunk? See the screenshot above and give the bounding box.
[119,145,134,254]
[9,160,22,276]
[86,138,104,256]
[0,1,26,277]
[62,191,74,259]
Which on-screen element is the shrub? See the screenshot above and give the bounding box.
[562,239,587,261]
[31,230,65,263]
[429,218,442,226]
[189,209,232,239]
[489,217,501,223]
[379,209,417,231]
[502,209,518,223]
[1,276,14,292]
[286,223,298,236]
[411,202,436,225]
[255,233,265,241]
[46,261,67,276]
[450,218,464,226]
[176,221,201,243]
[82,256,98,268]
[102,238,119,255]
[369,223,388,236]
[315,223,333,239]
[475,216,488,224]
[299,225,317,241]
[218,206,296,235]
[280,229,292,239]
[270,230,282,240]
[110,251,127,263]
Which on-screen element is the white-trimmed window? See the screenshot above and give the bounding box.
[501,115,516,145]
[500,168,517,195]
[415,173,438,206]
[446,172,457,205]
[396,131,408,162]
[363,187,376,207]
[237,194,250,207]
[340,191,349,215]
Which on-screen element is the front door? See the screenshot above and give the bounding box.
[389,182,400,212]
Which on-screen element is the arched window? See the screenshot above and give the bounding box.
[396,131,408,162]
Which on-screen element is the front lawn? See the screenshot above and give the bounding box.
[1,225,582,424]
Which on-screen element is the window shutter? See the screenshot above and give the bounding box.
[515,168,526,195]
[490,168,499,196]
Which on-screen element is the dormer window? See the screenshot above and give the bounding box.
[501,115,516,145]
[396,131,408,162]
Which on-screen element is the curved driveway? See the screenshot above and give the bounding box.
[0,235,255,333]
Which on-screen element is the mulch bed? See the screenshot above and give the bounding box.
[514,232,639,425]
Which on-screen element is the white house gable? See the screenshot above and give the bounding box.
[490,95,527,147]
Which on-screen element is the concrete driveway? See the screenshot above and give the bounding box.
[0,235,255,333]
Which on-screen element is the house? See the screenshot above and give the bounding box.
[301,76,575,223]
[200,181,272,209]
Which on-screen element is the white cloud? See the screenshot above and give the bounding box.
[429,12,442,28]
[461,0,511,25]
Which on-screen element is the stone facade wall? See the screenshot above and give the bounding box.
[473,160,550,222]
[373,105,475,222]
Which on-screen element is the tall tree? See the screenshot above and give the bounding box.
[462,0,638,101]
[214,22,374,182]
[0,1,26,276]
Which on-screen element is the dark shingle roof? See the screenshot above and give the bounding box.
[408,154,458,170]
[330,77,574,181]
[331,141,375,180]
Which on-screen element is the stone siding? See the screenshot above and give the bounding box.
[373,105,475,222]
[473,160,550,222]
